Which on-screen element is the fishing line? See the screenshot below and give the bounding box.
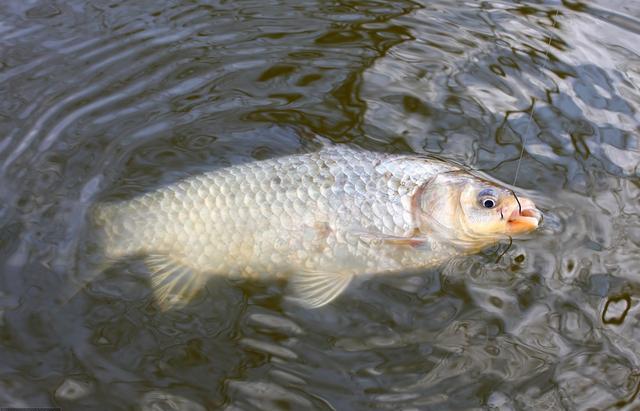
[512,7,560,187]
[495,236,513,263]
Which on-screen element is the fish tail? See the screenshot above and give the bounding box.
[88,200,208,311]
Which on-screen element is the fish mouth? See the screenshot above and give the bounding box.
[507,206,542,233]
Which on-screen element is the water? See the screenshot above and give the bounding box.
[0,0,639,409]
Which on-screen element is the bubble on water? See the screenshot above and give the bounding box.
[55,377,92,400]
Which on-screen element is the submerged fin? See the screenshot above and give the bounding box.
[288,270,354,309]
[145,254,206,310]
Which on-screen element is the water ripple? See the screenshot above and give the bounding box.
[0,0,639,410]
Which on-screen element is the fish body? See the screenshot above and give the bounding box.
[92,144,541,308]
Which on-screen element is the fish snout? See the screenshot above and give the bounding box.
[506,197,542,234]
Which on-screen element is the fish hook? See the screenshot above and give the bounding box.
[511,190,522,215]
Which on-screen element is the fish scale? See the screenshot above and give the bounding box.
[90,143,540,308]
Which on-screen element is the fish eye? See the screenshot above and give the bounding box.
[481,197,497,209]
[478,188,496,197]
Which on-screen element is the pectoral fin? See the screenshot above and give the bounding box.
[288,270,354,309]
[379,236,425,247]
[352,227,426,248]
[145,254,206,310]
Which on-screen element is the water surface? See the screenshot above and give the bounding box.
[0,0,639,409]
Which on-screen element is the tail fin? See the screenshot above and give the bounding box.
[59,201,133,305]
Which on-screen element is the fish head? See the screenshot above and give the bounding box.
[418,172,542,248]
[458,179,542,236]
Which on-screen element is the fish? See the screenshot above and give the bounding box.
[90,143,542,309]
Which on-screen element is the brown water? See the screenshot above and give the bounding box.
[1,0,639,410]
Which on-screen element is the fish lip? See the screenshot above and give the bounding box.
[507,207,542,231]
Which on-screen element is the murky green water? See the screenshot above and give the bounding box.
[1,0,639,409]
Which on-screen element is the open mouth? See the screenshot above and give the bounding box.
[507,207,542,232]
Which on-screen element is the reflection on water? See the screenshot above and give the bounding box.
[0,0,639,409]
